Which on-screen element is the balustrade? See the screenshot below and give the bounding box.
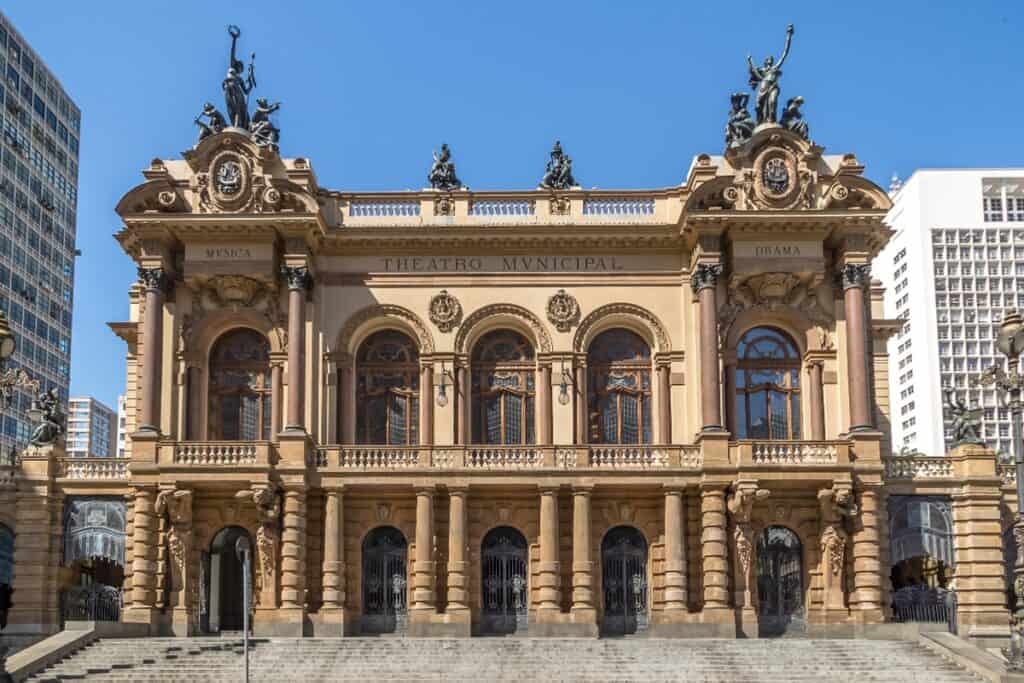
[469,199,535,217]
[588,446,671,468]
[466,447,542,469]
[348,199,421,217]
[59,457,130,480]
[338,447,420,469]
[746,441,840,465]
[884,454,954,480]
[170,442,262,466]
[582,197,656,217]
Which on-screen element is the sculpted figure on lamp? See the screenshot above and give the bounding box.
[725,92,755,148]
[29,387,65,446]
[539,140,578,190]
[943,387,984,447]
[747,23,794,125]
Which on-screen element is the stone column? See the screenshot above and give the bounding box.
[692,264,723,431]
[137,267,168,432]
[664,489,687,611]
[420,362,434,446]
[339,363,354,443]
[571,486,595,615]
[456,364,470,445]
[657,363,672,443]
[279,487,307,632]
[841,264,872,431]
[282,265,310,431]
[412,487,436,612]
[186,364,202,440]
[700,485,729,616]
[807,360,825,440]
[322,488,346,613]
[537,363,552,445]
[270,360,283,437]
[574,363,587,444]
[128,487,158,621]
[851,485,885,620]
[447,487,469,613]
[537,486,562,611]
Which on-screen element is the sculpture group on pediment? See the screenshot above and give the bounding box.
[539,141,578,190]
[717,273,834,349]
[192,25,282,151]
[428,144,464,191]
[725,24,810,147]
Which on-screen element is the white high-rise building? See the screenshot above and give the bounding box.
[116,394,127,458]
[879,169,1024,458]
[66,396,116,458]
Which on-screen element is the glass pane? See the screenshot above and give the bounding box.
[641,395,651,443]
[621,394,639,444]
[220,395,240,440]
[368,398,387,444]
[262,395,272,439]
[485,397,501,444]
[505,394,522,444]
[600,395,617,443]
[409,397,419,446]
[737,392,748,438]
[748,391,768,438]
[525,396,535,444]
[769,390,787,439]
[790,392,801,439]
[241,394,259,440]
[389,396,407,445]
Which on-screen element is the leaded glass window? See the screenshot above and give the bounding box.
[471,330,535,445]
[208,329,272,441]
[356,330,420,445]
[587,329,652,444]
[735,327,801,440]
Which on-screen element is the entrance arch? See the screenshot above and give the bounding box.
[601,525,648,636]
[480,526,528,635]
[756,525,805,636]
[361,526,408,634]
[205,526,253,632]
[888,496,956,629]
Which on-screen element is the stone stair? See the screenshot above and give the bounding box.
[26,636,980,681]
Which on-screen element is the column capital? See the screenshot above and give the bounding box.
[137,266,171,293]
[446,485,470,497]
[838,263,871,290]
[414,485,437,497]
[571,484,594,496]
[538,484,562,496]
[663,486,685,497]
[690,263,723,293]
[281,264,312,291]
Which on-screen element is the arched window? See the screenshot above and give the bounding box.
[471,330,535,445]
[735,327,801,440]
[208,329,271,440]
[587,329,652,444]
[356,330,420,445]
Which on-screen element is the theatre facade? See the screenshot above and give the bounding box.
[0,29,1017,643]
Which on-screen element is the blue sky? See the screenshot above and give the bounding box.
[3,1,1020,410]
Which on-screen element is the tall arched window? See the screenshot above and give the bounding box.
[735,327,801,440]
[587,329,652,444]
[208,329,271,440]
[356,330,420,445]
[471,330,535,445]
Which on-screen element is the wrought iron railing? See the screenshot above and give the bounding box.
[62,584,122,622]
[890,585,957,633]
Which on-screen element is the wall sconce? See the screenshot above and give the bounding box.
[436,362,453,407]
[558,360,574,406]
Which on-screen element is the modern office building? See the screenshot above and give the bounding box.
[0,12,81,455]
[66,396,116,458]
[879,169,1024,458]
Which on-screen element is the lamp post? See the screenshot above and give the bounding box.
[979,308,1024,670]
[235,536,252,683]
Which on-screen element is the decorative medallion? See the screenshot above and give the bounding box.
[546,289,580,332]
[762,157,790,195]
[429,289,462,333]
[751,146,803,209]
[204,148,252,212]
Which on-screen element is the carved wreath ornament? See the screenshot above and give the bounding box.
[429,290,462,332]
[546,289,580,332]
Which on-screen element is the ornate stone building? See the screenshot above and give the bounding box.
[0,102,1016,643]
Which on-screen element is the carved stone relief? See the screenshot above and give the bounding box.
[179,275,285,352]
[546,289,580,333]
[429,290,463,333]
[717,272,834,349]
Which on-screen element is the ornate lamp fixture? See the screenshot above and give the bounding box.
[558,360,574,406]
[0,310,37,411]
[436,362,453,408]
[979,309,1024,669]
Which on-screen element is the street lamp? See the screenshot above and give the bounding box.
[979,308,1024,670]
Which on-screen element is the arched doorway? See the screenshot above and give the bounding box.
[756,525,805,636]
[480,526,528,635]
[361,526,408,634]
[204,526,253,633]
[61,498,127,623]
[601,526,648,636]
[888,496,956,630]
